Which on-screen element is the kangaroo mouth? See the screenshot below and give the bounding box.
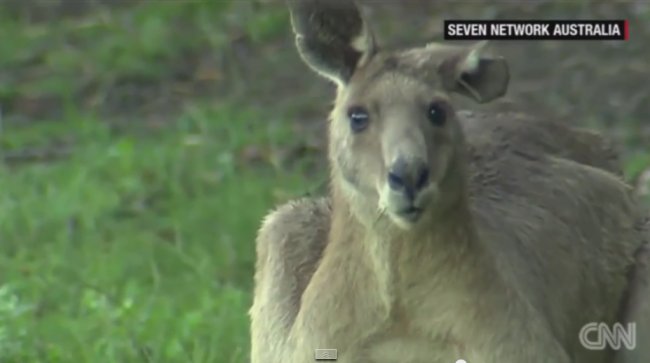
[395,206,424,222]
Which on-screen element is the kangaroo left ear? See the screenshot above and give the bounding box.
[438,41,510,103]
[287,0,377,87]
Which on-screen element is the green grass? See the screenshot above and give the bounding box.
[0,1,309,362]
[0,0,291,117]
[0,102,314,363]
[1,1,649,362]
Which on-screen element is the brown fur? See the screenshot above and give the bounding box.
[614,240,650,363]
[249,1,649,362]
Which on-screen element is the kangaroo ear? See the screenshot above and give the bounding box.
[287,0,376,86]
[438,41,509,103]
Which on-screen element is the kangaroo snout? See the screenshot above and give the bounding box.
[387,157,431,201]
[382,155,437,227]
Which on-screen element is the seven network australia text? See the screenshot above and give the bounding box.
[444,20,628,40]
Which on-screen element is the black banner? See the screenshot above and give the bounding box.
[444,20,628,40]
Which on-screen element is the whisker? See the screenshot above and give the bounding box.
[373,207,386,228]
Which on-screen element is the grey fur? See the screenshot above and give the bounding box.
[250,1,649,362]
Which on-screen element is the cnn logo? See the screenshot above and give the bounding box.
[579,322,636,350]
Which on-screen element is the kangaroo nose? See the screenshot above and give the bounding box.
[387,158,430,199]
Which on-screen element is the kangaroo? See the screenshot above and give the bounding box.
[249,1,649,362]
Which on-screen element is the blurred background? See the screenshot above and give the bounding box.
[0,0,648,362]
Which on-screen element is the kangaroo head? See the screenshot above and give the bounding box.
[289,0,510,229]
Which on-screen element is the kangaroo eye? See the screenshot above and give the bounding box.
[427,102,446,127]
[348,106,370,133]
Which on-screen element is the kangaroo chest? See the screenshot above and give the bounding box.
[350,304,473,363]
[293,247,584,363]
[299,268,496,363]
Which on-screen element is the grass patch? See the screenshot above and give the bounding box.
[0,0,291,121]
[0,2,310,361]
[0,102,316,362]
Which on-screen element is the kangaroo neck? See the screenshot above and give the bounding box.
[328,180,499,312]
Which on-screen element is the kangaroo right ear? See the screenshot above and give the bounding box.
[438,41,509,104]
[287,0,376,86]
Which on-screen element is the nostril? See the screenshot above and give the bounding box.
[415,167,430,190]
[387,171,404,190]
